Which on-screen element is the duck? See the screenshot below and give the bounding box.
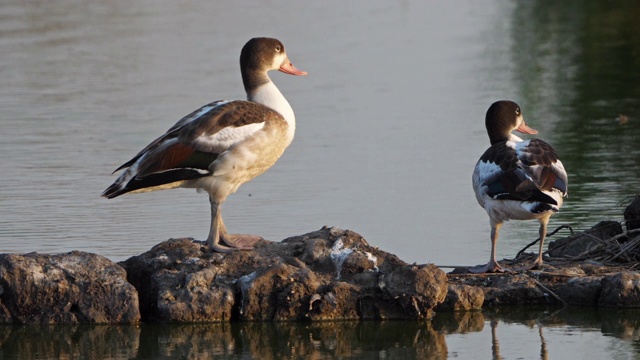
[471,100,568,273]
[102,37,307,252]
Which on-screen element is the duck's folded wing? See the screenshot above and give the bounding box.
[102,100,282,198]
[478,143,558,204]
[516,139,568,196]
[111,100,232,173]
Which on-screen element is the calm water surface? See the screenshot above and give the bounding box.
[1,308,639,360]
[1,0,640,358]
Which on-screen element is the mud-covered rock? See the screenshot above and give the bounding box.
[375,264,448,318]
[436,284,484,311]
[0,251,139,324]
[120,227,448,322]
[238,262,319,321]
[481,275,548,306]
[447,261,640,309]
[599,272,640,307]
[551,276,602,306]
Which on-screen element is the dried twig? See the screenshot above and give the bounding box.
[602,231,640,262]
[527,275,568,307]
[517,225,574,258]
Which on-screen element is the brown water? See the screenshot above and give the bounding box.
[1,0,640,358]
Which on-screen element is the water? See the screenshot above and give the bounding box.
[0,308,638,359]
[1,0,640,358]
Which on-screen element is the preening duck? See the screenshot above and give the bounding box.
[102,37,307,252]
[471,100,568,273]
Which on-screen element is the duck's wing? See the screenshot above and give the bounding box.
[515,139,568,196]
[476,141,562,205]
[102,100,284,198]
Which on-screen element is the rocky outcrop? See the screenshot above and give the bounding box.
[4,215,640,325]
[119,227,448,322]
[448,264,640,308]
[599,272,640,307]
[0,251,139,324]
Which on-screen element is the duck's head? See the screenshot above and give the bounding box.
[485,100,538,145]
[240,37,307,91]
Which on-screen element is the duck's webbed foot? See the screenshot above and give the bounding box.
[206,198,260,252]
[221,233,262,249]
[468,261,509,274]
[513,257,544,272]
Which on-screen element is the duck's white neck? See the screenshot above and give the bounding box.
[249,81,295,123]
[248,79,296,144]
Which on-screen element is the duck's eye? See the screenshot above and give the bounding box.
[275,45,282,52]
[515,108,521,115]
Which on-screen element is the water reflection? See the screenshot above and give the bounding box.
[0,321,447,360]
[1,308,640,359]
[0,325,141,359]
[440,307,640,359]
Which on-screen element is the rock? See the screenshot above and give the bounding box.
[0,251,140,324]
[120,238,237,322]
[238,262,319,321]
[624,195,640,231]
[435,284,484,311]
[306,281,362,320]
[599,272,640,307]
[552,276,602,306]
[381,264,447,309]
[357,264,448,319]
[446,260,640,309]
[481,275,548,306]
[119,227,448,322]
[155,267,236,322]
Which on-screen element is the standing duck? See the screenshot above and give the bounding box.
[102,37,307,252]
[471,100,568,273]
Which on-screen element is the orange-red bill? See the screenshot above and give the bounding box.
[279,60,307,76]
[516,121,538,135]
